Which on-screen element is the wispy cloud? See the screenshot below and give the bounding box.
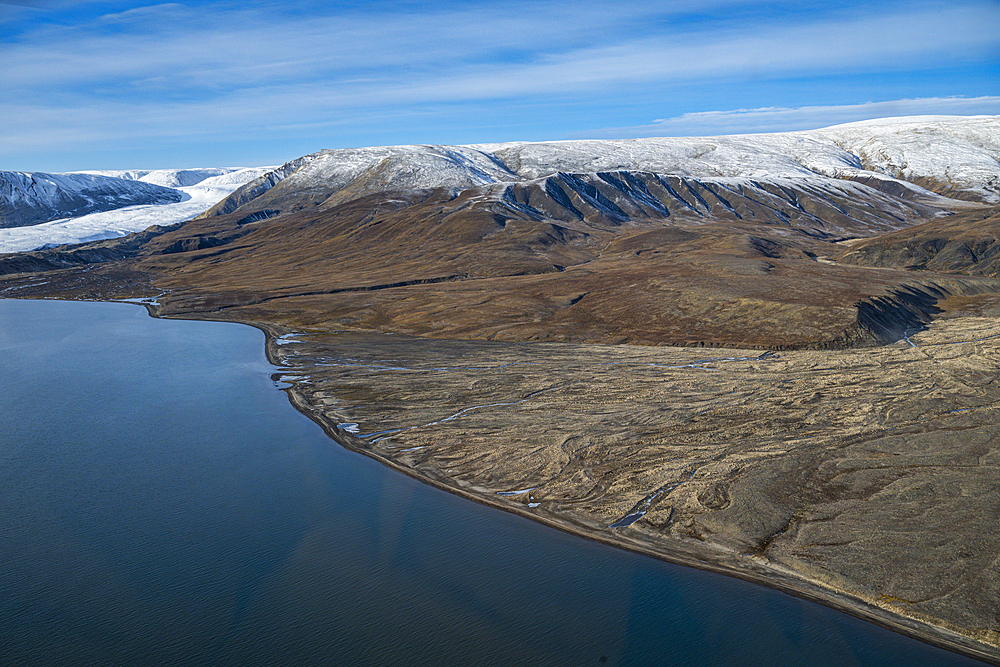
[2,0,997,169]
[5,2,995,98]
[579,97,1000,138]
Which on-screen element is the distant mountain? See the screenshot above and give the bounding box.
[199,116,1000,234]
[0,167,274,252]
[4,116,999,349]
[0,172,182,228]
[76,167,255,189]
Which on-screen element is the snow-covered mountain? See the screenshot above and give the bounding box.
[814,116,1000,199]
[0,172,183,229]
[0,167,272,253]
[200,116,1000,224]
[4,116,996,255]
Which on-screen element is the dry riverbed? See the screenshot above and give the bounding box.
[261,315,1000,664]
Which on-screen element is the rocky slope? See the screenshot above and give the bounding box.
[838,207,1000,277]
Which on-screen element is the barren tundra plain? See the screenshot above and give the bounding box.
[3,117,1000,663]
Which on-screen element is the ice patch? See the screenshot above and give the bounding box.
[275,333,305,345]
[496,487,537,497]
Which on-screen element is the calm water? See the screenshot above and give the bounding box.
[0,299,987,667]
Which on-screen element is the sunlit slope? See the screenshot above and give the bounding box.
[200,115,999,225]
[6,116,999,349]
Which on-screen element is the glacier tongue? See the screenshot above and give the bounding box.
[0,171,184,229]
[0,167,272,254]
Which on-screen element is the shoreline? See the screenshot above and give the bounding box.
[57,298,994,666]
[8,295,997,663]
[230,316,999,666]
[288,393,1000,666]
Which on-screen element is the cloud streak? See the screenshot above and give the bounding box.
[578,97,1000,138]
[5,2,996,96]
[2,0,997,170]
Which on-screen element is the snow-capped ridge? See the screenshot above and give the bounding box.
[813,116,1000,200]
[5,115,997,254]
[205,116,999,223]
[280,145,519,193]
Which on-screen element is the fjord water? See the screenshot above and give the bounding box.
[0,299,985,667]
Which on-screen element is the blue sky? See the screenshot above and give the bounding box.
[2,0,998,172]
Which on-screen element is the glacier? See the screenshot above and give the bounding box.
[0,167,272,254]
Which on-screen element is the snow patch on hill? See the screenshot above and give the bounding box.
[266,146,517,198]
[814,116,1000,198]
